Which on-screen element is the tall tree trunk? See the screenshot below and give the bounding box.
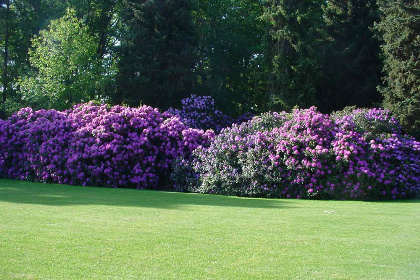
[2,0,10,119]
[97,3,117,58]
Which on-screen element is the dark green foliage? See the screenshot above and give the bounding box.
[318,0,383,113]
[377,0,420,137]
[193,0,267,115]
[263,0,325,111]
[71,0,119,58]
[0,0,48,117]
[114,0,198,110]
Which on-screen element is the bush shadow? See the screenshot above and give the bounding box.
[0,179,289,209]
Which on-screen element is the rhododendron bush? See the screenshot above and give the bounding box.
[174,107,420,200]
[0,102,419,200]
[167,94,254,133]
[0,102,214,189]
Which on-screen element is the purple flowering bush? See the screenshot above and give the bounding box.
[1,102,418,200]
[0,108,73,182]
[167,95,233,133]
[170,111,290,193]
[0,102,214,189]
[166,94,254,133]
[188,107,420,200]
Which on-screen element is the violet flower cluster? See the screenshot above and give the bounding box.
[182,107,420,200]
[0,102,214,189]
[167,95,254,133]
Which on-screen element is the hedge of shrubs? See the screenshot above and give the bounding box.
[0,98,419,200]
[173,107,420,200]
[0,102,214,189]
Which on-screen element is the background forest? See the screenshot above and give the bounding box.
[0,0,419,136]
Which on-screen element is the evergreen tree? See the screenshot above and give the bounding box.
[193,0,267,115]
[318,0,383,113]
[263,0,326,111]
[115,0,197,110]
[377,0,419,137]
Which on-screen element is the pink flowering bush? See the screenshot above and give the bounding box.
[0,102,214,189]
[188,107,420,200]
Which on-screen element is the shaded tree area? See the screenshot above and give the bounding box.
[0,0,54,116]
[263,0,325,111]
[318,0,383,113]
[377,0,419,137]
[114,0,197,110]
[194,0,267,115]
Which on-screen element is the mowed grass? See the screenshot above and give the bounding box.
[0,179,419,280]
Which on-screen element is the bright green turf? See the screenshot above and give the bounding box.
[0,179,419,279]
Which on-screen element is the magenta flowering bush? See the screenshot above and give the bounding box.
[188,107,420,200]
[0,102,214,189]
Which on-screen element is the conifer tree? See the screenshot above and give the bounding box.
[377,0,420,136]
[319,0,383,113]
[193,0,266,115]
[263,0,326,111]
[115,0,198,110]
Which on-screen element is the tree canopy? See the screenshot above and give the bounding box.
[19,9,108,110]
[0,0,418,136]
[377,0,420,136]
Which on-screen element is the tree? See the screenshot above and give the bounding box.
[193,0,267,115]
[0,0,43,117]
[19,8,108,110]
[318,0,383,113]
[263,0,326,111]
[0,0,76,116]
[377,0,420,137]
[1,0,10,119]
[114,0,198,110]
[65,0,120,59]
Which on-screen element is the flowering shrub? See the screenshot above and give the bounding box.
[170,111,290,193]
[188,107,420,200]
[166,94,254,133]
[0,102,214,189]
[1,103,418,200]
[167,95,232,133]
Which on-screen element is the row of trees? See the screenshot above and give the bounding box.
[0,0,419,134]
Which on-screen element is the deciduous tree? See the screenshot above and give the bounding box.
[19,9,108,110]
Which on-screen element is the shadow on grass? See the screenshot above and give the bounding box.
[0,179,288,209]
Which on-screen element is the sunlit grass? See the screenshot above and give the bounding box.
[0,179,419,279]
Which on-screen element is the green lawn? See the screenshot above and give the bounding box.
[0,179,419,279]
